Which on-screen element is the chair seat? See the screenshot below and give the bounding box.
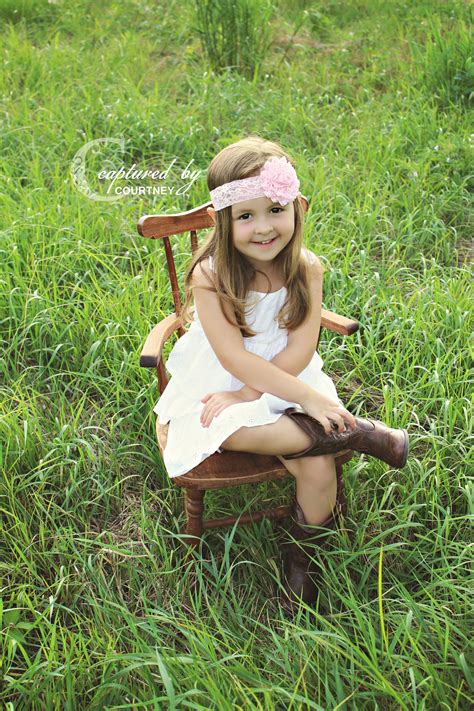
[156,420,354,490]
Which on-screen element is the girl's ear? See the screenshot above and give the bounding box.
[207,206,217,225]
[298,195,309,213]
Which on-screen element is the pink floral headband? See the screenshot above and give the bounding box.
[209,156,301,211]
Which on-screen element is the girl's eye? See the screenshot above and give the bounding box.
[238,207,283,221]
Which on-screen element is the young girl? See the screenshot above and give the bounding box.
[154,136,408,616]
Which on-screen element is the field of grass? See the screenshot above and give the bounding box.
[1,0,472,708]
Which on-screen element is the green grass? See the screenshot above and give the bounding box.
[1,0,472,708]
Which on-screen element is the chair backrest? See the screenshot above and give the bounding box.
[138,201,214,328]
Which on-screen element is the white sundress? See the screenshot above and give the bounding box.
[153,250,344,478]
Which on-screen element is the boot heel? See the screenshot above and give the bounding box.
[388,428,409,468]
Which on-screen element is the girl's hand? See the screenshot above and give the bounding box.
[300,391,357,435]
[200,391,245,428]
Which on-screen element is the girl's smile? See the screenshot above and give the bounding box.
[251,236,278,247]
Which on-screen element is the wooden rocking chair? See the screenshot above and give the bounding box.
[138,197,360,550]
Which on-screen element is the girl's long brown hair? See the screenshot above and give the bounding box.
[181,135,324,338]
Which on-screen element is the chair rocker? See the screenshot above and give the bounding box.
[138,197,360,550]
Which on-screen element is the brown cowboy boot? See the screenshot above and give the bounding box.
[280,465,348,617]
[282,408,409,468]
[280,497,340,617]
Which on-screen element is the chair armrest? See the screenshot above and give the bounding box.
[321,309,359,336]
[139,313,182,368]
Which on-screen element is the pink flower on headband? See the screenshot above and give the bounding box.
[259,156,300,205]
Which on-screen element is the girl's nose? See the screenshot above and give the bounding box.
[254,219,273,235]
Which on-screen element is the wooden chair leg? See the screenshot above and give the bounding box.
[183,489,205,549]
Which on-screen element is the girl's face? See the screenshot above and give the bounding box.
[229,196,295,271]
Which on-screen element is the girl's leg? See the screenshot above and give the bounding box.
[276,454,337,525]
[220,414,313,456]
[220,416,337,525]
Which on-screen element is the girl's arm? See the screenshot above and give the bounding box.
[227,350,321,407]
[239,345,308,401]
[271,344,313,374]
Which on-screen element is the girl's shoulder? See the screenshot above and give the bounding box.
[301,245,321,265]
[301,246,324,274]
[189,257,216,291]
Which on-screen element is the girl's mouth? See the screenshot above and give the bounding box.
[252,237,277,248]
